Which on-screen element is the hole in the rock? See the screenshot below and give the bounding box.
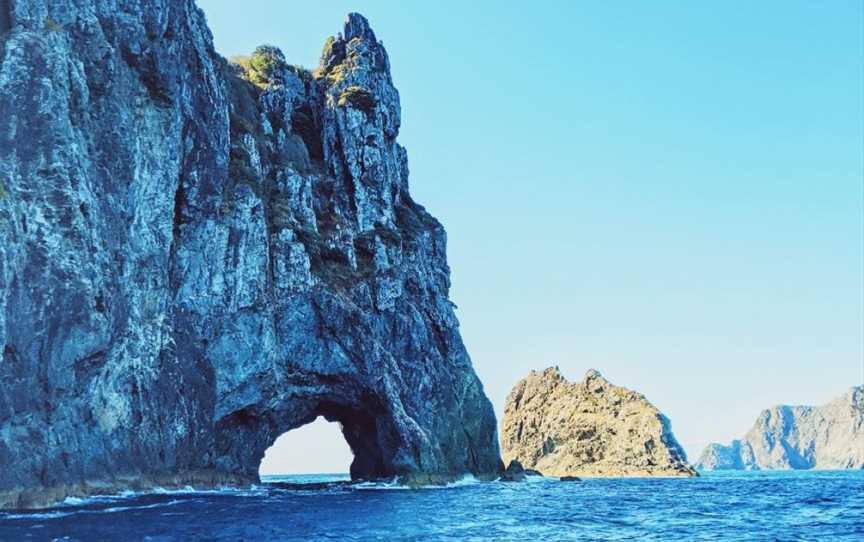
[258,416,354,477]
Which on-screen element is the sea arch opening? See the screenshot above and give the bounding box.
[259,416,353,478]
[213,396,401,484]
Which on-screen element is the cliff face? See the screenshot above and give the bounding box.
[697,387,864,471]
[0,0,500,508]
[502,368,695,477]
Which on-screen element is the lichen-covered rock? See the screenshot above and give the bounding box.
[0,2,499,508]
[501,368,696,477]
[696,387,864,471]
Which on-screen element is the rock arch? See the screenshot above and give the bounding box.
[0,4,500,507]
[214,393,399,481]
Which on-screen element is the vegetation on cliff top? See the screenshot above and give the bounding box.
[230,45,310,88]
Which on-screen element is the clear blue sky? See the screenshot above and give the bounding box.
[198,0,864,473]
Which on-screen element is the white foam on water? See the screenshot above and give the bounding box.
[147,485,266,497]
[99,484,266,500]
[1,498,186,521]
[444,474,481,488]
[101,499,183,514]
[352,477,410,490]
[1,474,488,522]
[352,474,482,491]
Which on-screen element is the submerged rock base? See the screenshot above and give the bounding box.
[0,471,253,510]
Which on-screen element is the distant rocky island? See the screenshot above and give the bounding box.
[696,386,864,471]
[502,368,696,477]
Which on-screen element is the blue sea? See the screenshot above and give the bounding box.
[1,471,862,541]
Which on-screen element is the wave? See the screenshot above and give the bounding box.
[148,485,267,497]
[1,485,268,521]
[352,474,483,491]
[2,510,77,520]
[3,473,495,520]
[1,499,184,521]
[445,474,482,488]
[352,478,411,490]
[101,499,183,514]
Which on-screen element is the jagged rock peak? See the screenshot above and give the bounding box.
[344,12,377,42]
[696,386,864,471]
[318,12,392,85]
[502,367,696,477]
[536,366,605,383]
[290,11,404,231]
[584,368,605,381]
[0,1,499,508]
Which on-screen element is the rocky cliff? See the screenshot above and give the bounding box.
[696,387,864,471]
[0,0,500,508]
[502,368,695,477]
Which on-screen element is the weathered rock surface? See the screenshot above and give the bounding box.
[502,368,696,477]
[499,459,526,482]
[696,387,864,471]
[0,1,500,508]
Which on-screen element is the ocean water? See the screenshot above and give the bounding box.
[1,471,862,541]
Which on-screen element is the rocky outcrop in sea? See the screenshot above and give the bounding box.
[696,386,864,471]
[501,368,696,477]
[0,1,500,508]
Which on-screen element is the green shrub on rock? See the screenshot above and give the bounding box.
[249,45,285,82]
[337,85,376,115]
[231,45,287,88]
